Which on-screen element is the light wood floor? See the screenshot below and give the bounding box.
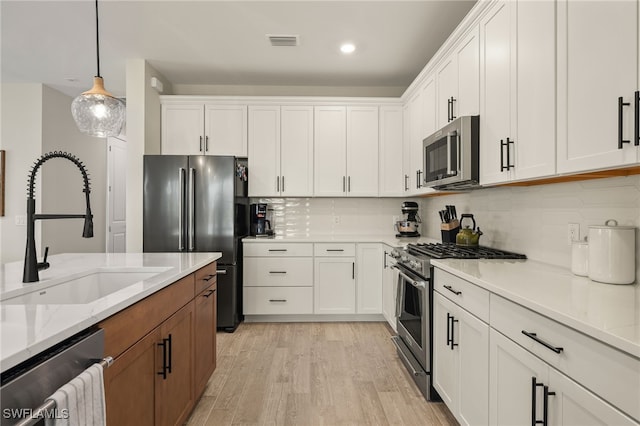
[186,322,457,426]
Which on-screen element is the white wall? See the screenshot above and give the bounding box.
[41,85,106,254]
[125,59,172,252]
[420,175,640,279]
[0,84,43,263]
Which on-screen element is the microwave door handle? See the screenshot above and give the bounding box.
[446,131,458,175]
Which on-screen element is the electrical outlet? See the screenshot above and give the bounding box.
[15,215,27,226]
[568,223,580,245]
[334,216,340,224]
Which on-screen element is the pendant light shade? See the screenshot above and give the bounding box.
[72,0,125,137]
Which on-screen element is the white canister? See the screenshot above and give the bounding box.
[588,219,636,285]
[571,240,589,276]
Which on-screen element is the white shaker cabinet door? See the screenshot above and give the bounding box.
[355,244,383,314]
[161,103,204,155]
[346,106,379,196]
[479,0,514,185]
[456,25,480,119]
[436,54,458,129]
[314,257,355,314]
[204,104,248,157]
[378,106,404,197]
[248,106,280,197]
[314,106,347,196]
[280,106,314,196]
[421,74,438,143]
[433,293,459,411]
[557,0,638,173]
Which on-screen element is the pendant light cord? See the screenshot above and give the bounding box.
[95,0,101,78]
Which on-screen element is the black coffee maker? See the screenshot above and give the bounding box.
[250,203,274,237]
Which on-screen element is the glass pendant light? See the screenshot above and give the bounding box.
[72,0,125,137]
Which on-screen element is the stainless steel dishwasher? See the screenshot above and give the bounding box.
[0,328,108,426]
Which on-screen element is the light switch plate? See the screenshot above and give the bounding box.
[15,215,27,226]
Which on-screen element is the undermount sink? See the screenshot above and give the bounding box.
[2,267,172,305]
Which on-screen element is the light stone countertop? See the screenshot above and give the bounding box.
[242,233,439,247]
[0,252,221,372]
[431,258,640,359]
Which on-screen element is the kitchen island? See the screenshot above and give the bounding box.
[0,252,221,372]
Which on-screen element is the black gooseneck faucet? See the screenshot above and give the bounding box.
[23,151,94,283]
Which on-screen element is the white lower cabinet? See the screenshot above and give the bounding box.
[314,257,356,314]
[355,244,383,314]
[433,291,489,426]
[381,247,398,331]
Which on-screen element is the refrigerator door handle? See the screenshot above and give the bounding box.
[189,167,195,251]
[179,168,185,251]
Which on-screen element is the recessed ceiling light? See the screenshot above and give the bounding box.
[340,43,356,54]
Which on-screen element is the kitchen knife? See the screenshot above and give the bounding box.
[451,205,457,220]
[439,210,446,223]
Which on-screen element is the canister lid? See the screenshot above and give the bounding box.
[588,219,636,230]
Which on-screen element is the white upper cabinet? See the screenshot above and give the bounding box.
[161,102,247,156]
[314,106,379,197]
[378,106,404,196]
[346,106,379,196]
[161,104,205,155]
[557,0,639,173]
[204,105,248,156]
[436,25,479,130]
[480,0,556,185]
[248,105,313,197]
[248,106,280,197]
[314,106,348,196]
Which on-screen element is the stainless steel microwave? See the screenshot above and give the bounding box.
[423,115,480,190]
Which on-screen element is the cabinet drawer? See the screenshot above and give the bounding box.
[491,294,640,421]
[314,243,356,257]
[434,268,490,322]
[194,261,217,295]
[243,242,313,257]
[244,258,313,287]
[243,287,313,315]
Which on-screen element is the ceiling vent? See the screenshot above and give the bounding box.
[267,35,299,47]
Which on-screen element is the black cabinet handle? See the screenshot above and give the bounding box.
[383,251,388,269]
[203,274,215,282]
[500,139,506,171]
[531,377,555,426]
[157,337,169,379]
[205,135,209,152]
[269,299,287,302]
[343,176,346,192]
[276,176,280,192]
[416,170,422,189]
[282,175,285,192]
[501,139,514,171]
[447,98,452,122]
[450,316,458,349]
[203,289,215,298]
[268,249,287,252]
[326,249,344,252]
[634,91,639,146]
[443,285,462,296]
[619,96,631,148]
[352,262,355,279]
[166,334,172,374]
[404,174,409,191]
[531,377,540,426]
[522,330,563,354]
[199,136,203,152]
[269,271,287,274]
[450,97,456,122]
[446,313,453,347]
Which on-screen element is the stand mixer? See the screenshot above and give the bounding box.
[395,201,421,237]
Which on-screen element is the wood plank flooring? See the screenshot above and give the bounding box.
[186,322,457,426]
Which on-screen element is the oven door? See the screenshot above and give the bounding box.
[395,264,429,370]
[424,129,459,187]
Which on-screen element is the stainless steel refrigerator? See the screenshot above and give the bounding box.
[143,155,248,332]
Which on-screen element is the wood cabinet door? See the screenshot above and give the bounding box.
[489,328,548,426]
[281,106,314,196]
[479,0,514,185]
[557,0,638,173]
[378,106,404,197]
[346,106,379,196]
[314,257,356,314]
[204,104,248,156]
[156,302,195,426]
[161,103,204,155]
[314,106,347,196]
[194,283,217,398]
[104,327,161,426]
[248,105,281,197]
[355,243,383,314]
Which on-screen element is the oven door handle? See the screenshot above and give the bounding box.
[395,267,427,290]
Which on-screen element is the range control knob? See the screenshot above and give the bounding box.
[410,261,421,271]
[390,250,400,258]
[401,255,409,263]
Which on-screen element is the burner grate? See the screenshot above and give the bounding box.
[408,243,526,260]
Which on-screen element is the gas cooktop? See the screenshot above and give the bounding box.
[407,242,527,260]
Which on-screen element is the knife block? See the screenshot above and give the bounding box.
[441,220,460,244]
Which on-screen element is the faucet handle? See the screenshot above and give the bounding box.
[38,246,50,271]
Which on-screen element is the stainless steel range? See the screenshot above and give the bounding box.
[391,242,526,400]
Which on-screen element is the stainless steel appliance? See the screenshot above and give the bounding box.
[423,115,480,190]
[395,201,421,237]
[143,155,249,332]
[250,203,273,237]
[391,242,526,401]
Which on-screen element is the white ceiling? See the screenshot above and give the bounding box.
[1,1,476,98]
